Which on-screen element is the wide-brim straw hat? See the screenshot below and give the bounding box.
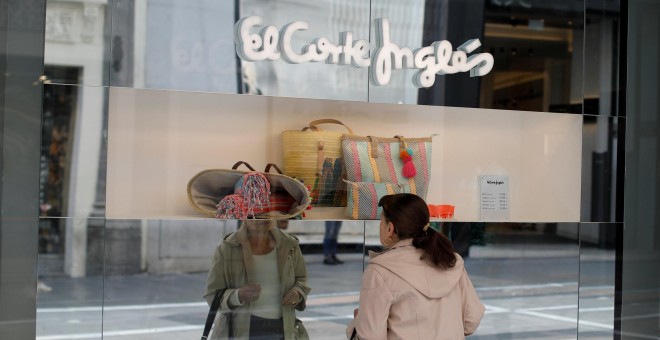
[187,162,311,220]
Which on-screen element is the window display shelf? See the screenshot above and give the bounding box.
[107,87,582,223]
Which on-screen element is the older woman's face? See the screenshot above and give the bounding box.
[244,219,274,231]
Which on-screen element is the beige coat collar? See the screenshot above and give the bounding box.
[368,238,414,259]
[224,226,299,284]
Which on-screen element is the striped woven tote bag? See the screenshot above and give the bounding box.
[344,181,412,219]
[342,135,434,219]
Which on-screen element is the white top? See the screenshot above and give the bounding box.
[250,248,282,319]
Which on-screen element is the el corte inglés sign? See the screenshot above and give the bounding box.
[234,16,494,88]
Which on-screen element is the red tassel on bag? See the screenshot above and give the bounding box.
[403,160,416,178]
[400,148,417,178]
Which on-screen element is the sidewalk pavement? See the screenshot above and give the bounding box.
[294,231,614,261]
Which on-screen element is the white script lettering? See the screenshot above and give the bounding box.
[234,16,494,87]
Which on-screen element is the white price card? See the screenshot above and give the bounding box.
[479,175,509,221]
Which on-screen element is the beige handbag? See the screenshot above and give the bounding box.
[281,119,353,207]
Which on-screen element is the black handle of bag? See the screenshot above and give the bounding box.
[231,161,256,171]
[264,163,283,174]
[202,288,228,340]
[350,328,358,340]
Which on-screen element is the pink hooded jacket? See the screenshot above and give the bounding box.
[346,239,485,339]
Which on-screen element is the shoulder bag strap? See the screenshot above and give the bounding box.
[201,288,228,340]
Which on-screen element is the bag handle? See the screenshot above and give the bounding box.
[202,288,228,340]
[303,119,354,134]
[231,161,256,171]
[264,163,283,174]
[367,136,379,158]
[367,136,407,159]
[394,135,408,150]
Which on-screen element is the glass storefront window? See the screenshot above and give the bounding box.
[34,0,628,339]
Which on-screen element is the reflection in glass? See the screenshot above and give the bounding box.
[115,0,372,101]
[44,0,110,87]
[204,219,310,339]
[584,0,623,117]
[578,223,616,339]
[40,84,106,220]
[98,0,598,110]
[295,220,366,339]
[92,219,367,339]
[238,0,371,101]
[97,219,235,339]
[368,0,426,105]
[34,1,628,339]
[410,0,586,111]
[125,0,238,92]
[482,1,584,113]
[37,218,104,340]
[460,222,580,338]
[581,116,624,223]
[323,221,344,265]
[40,81,79,253]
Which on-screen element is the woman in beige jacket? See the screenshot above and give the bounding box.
[347,193,485,339]
[205,219,310,339]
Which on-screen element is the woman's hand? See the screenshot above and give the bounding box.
[238,284,261,303]
[282,289,301,306]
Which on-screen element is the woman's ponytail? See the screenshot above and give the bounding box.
[412,229,456,269]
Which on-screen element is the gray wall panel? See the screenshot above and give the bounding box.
[0,0,45,338]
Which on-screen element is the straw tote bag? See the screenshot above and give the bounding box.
[187,161,310,219]
[282,119,353,207]
[342,135,434,219]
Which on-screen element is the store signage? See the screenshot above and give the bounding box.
[479,175,509,221]
[234,16,494,87]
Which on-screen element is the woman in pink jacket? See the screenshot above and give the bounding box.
[347,193,485,339]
